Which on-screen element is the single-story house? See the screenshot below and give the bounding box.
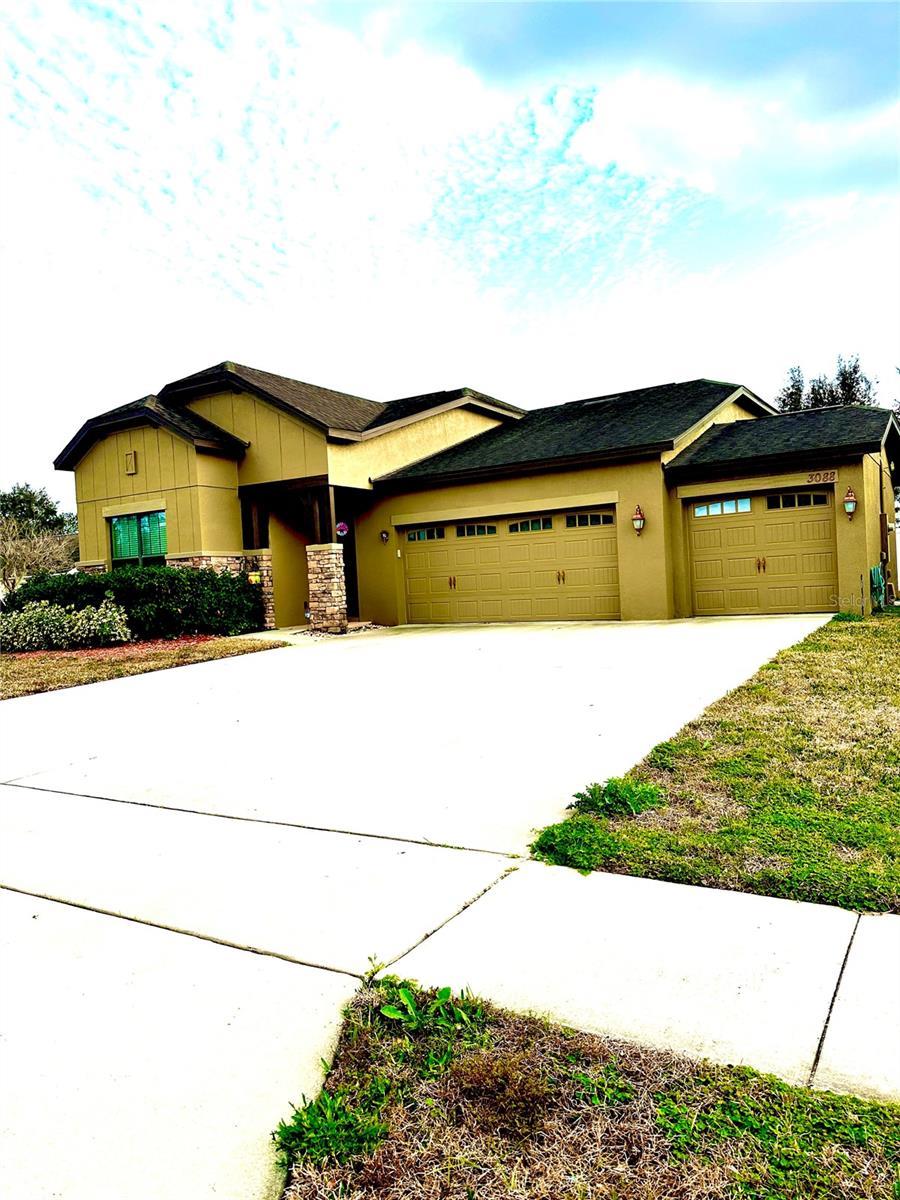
[55,362,899,630]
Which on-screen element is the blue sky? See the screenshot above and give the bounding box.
[1,0,898,504]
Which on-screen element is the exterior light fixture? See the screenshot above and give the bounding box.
[632,504,646,536]
[304,600,311,620]
[842,487,858,520]
[379,530,390,544]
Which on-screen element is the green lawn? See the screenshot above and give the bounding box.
[276,980,900,1200]
[532,614,900,912]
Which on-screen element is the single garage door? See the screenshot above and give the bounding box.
[689,488,838,615]
[403,507,620,623]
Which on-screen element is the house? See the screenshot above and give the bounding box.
[55,362,900,630]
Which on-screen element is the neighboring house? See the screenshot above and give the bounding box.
[55,362,900,630]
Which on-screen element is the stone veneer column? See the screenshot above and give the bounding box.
[305,543,348,634]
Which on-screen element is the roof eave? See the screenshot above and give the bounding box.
[54,407,247,471]
[376,442,672,491]
[664,441,884,485]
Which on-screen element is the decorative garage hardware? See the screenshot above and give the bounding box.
[124,450,137,475]
[336,521,349,538]
[843,487,858,519]
[380,530,390,543]
[632,505,646,535]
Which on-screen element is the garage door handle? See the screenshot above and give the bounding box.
[756,558,761,573]
[556,570,561,584]
[561,569,566,584]
[761,558,766,573]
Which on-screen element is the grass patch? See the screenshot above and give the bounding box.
[279,980,900,1199]
[531,615,900,912]
[0,635,288,699]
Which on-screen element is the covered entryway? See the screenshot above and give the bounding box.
[688,488,838,615]
[402,507,620,622]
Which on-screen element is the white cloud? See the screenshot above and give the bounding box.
[1,1,897,510]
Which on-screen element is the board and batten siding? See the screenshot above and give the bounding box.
[75,427,200,564]
[187,391,328,486]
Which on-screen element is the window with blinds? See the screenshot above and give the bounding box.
[110,511,167,566]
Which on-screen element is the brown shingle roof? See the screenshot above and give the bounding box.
[54,396,248,470]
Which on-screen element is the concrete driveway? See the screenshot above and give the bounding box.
[9,614,890,1200]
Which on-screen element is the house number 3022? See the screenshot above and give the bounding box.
[807,470,836,483]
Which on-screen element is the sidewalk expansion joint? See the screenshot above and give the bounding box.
[380,864,519,974]
[807,913,861,1089]
[4,780,521,860]
[0,883,362,981]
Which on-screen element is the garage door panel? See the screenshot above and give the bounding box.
[690,490,837,616]
[726,588,761,609]
[766,554,798,576]
[801,552,834,574]
[695,589,726,612]
[724,525,756,548]
[764,523,797,544]
[800,519,832,541]
[726,556,758,579]
[694,559,723,581]
[403,506,619,624]
[692,528,722,550]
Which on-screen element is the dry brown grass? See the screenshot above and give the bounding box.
[0,635,287,699]
[281,983,900,1200]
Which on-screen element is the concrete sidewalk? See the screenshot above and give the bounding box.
[389,861,900,1100]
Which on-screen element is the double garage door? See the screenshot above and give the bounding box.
[403,507,620,623]
[689,487,838,615]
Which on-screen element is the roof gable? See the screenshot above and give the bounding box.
[54,396,248,471]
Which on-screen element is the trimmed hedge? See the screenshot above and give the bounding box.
[4,566,264,641]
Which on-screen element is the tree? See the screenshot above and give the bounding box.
[0,483,76,535]
[774,354,877,412]
[774,366,805,413]
[0,517,78,595]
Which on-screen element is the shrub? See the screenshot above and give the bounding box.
[4,566,263,640]
[832,611,864,623]
[530,815,620,872]
[0,598,130,652]
[569,777,664,818]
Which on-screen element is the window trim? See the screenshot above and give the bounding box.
[110,509,167,567]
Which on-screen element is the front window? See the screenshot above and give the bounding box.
[110,511,167,567]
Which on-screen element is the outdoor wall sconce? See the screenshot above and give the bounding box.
[842,487,858,520]
[379,530,390,544]
[304,600,311,620]
[632,504,646,535]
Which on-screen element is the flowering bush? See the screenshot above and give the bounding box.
[0,597,131,652]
